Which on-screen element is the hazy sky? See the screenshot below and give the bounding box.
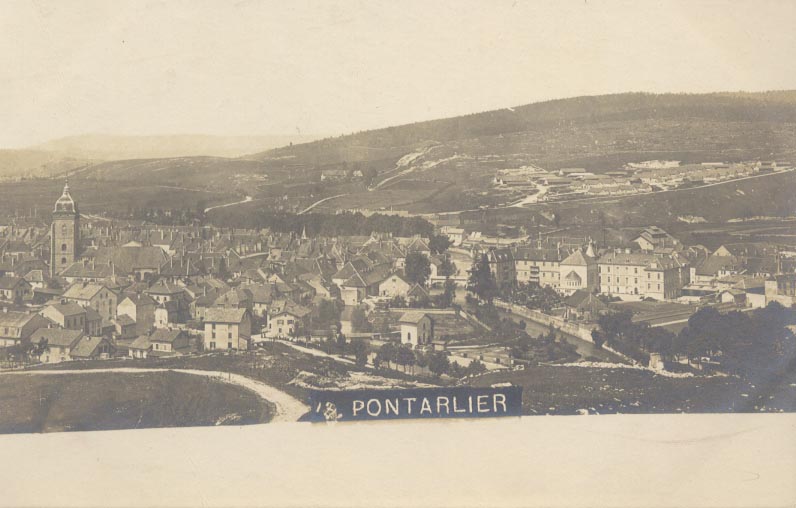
[1,0,795,148]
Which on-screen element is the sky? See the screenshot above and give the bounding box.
[1,0,795,148]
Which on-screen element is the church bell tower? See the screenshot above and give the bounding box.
[51,180,80,277]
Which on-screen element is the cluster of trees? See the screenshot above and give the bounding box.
[388,278,457,309]
[507,282,562,312]
[373,343,486,378]
[125,206,204,225]
[594,303,796,374]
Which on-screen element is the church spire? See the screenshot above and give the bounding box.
[53,177,77,214]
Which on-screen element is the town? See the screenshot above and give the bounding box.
[0,174,793,407]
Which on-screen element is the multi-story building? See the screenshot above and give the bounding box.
[514,247,562,288]
[597,251,683,300]
[485,248,516,290]
[203,307,252,351]
[61,282,118,327]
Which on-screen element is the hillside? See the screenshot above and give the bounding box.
[33,133,320,160]
[0,150,97,181]
[252,92,796,165]
[2,91,795,223]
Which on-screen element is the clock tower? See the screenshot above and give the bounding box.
[51,180,80,277]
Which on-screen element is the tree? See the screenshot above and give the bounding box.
[429,234,452,255]
[437,278,456,308]
[438,256,456,277]
[350,339,369,366]
[467,254,498,303]
[351,307,372,332]
[376,342,398,369]
[316,299,341,330]
[466,360,487,376]
[591,328,605,349]
[428,351,450,377]
[395,345,417,373]
[405,252,431,287]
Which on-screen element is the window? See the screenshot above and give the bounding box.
[228,332,232,339]
[212,332,216,339]
[209,342,216,350]
[61,243,67,251]
[61,257,67,264]
[634,267,638,274]
[212,323,216,329]
[228,342,233,349]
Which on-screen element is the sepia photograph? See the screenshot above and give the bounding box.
[0,0,795,506]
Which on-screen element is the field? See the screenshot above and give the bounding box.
[0,371,273,434]
[468,364,796,415]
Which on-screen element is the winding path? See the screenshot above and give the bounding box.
[1,368,309,423]
[298,193,348,214]
[204,195,254,213]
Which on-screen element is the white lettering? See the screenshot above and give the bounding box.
[420,398,432,414]
[477,395,489,413]
[385,398,399,415]
[436,396,450,414]
[493,394,507,413]
[452,396,467,413]
[352,400,365,416]
[367,399,382,416]
[404,397,417,414]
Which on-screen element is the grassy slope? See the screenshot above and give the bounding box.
[468,364,796,415]
[0,371,273,434]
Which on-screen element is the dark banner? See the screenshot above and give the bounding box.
[306,386,523,422]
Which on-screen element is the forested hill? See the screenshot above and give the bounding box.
[251,91,796,164]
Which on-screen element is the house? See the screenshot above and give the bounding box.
[30,328,83,364]
[116,293,156,334]
[127,335,151,359]
[91,245,168,282]
[398,311,433,347]
[114,314,137,339]
[69,335,112,360]
[485,248,516,290]
[203,307,252,351]
[562,290,609,322]
[149,329,189,354]
[440,226,465,246]
[0,276,32,303]
[214,287,253,311]
[0,309,52,347]
[61,282,117,327]
[40,302,87,332]
[763,274,796,308]
[265,302,311,339]
[633,226,679,251]
[144,282,187,313]
[407,284,430,304]
[378,272,412,298]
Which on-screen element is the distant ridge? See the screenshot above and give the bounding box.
[31,133,321,160]
[252,91,796,163]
